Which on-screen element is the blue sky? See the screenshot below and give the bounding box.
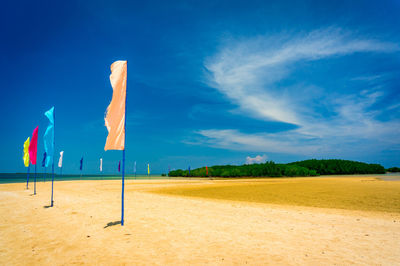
[1,0,399,174]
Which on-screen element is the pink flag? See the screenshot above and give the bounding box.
[29,126,39,165]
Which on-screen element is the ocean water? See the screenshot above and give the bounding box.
[0,173,167,184]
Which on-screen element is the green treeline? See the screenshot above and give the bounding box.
[288,159,385,175]
[168,159,385,178]
[387,167,400,172]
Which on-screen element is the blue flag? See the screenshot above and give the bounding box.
[42,152,47,167]
[44,107,54,167]
[80,157,83,171]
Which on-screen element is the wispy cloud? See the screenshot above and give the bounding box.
[205,28,398,125]
[194,28,400,156]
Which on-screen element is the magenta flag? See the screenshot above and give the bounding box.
[29,126,39,165]
[118,161,121,172]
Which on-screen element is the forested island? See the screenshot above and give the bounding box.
[168,159,386,178]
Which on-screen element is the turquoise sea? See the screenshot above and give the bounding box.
[0,173,168,184]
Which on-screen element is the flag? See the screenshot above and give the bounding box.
[147,163,150,175]
[44,107,54,167]
[100,158,103,172]
[42,152,47,167]
[58,151,64,168]
[23,137,30,167]
[29,126,39,165]
[134,161,136,174]
[104,61,127,151]
[188,166,190,174]
[80,157,83,171]
[206,166,208,175]
[118,161,121,172]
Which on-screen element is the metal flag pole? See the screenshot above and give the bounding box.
[34,164,37,195]
[26,164,30,189]
[51,108,55,207]
[121,62,127,226]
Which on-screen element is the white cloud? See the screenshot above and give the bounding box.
[245,154,268,164]
[205,28,398,125]
[194,28,400,155]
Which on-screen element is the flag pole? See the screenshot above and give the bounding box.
[34,164,37,195]
[26,164,30,189]
[121,62,127,226]
[44,166,46,182]
[51,108,55,207]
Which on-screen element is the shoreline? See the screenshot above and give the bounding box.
[1,173,399,184]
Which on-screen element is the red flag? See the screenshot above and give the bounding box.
[29,126,39,165]
[206,166,208,175]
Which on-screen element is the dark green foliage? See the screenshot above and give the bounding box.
[387,167,400,172]
[161,173,166,176]
[169,161,317,178]
[169,159,385,178]
[288,159,385,175]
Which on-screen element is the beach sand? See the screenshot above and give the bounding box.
[1,178,399,265]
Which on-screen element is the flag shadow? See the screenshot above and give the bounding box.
[43,205,53,208]
[104,221,121,228]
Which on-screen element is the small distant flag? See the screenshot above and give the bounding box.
[58,151,64,168]
[100,158,103,172]
[23,137,30,167]
[104,61,127,151]
[188,166,190,175]
[80,157,83,171]
[134,161,136,175]
[118,161,121,172]
[42,152,47,167]
[29,126,39,165]
[147,163,150,175]
[206,166,208,175]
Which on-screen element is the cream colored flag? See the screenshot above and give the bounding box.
[58,151,64,167]
[104,60,127,151]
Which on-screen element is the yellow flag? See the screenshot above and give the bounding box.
[104,60,127,151]
[147,164,150,175]
[23,137,30,167]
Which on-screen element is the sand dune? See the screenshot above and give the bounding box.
[0,179,399,265]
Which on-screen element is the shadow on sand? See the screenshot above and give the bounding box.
[43,205,53,208]
[104,221,121,228]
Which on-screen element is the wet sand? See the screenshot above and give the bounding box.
[0,178,399,265]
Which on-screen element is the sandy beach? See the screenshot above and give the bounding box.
[1,178,399,265]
